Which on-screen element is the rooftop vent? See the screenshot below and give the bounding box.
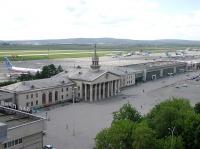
[78,72,82,75]
[31,85,35,89]
[61,80,65,84]
[65,70,68,73]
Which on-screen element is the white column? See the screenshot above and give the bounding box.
[160,69,163,77]
[174,67,177,74]
[117,80,120,93]
[98,83,101,100]
[90,84,93,102]
[111,81,113,96]
[114,80,117,95]
[107,82,110,98]
[95,84,97,101]
[103,82,105,99]
[143,69,147,81]
[85,84,87,101]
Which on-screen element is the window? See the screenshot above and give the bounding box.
[15,139,19,145]
[49,92,52,103]
[61,95,63,99]
[31,94,33,98]
[26,102,29,107]
[42,93,46,104]
[36,100,38,105]
[78,86,80,90]
[11,141,14,146]
[19,138,22,144]
[4,138,22,149]
[8,142,11,147]
[26,95,29,99]
[55,91,58,101]
[31,101,33,106]
[36,93,38,98]
[66,87,68,91]
[61,88,63,92]
[66,94,68,97]
[78,93,80,97]
[4,143,7,148]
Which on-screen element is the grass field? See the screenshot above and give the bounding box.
[0,44,198,61]
[0,49,119,61]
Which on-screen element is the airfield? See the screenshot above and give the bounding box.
[1,49,200,148]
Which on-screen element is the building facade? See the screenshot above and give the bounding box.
[0,77,74,111]
[0,106,46,149]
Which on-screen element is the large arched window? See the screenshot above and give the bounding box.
[49,92,52,103]
[55,91,58,101]
[42,93,46,104]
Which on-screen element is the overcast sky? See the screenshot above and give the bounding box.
[0,0,200,40]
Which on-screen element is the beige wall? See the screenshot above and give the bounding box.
[120,73,135,88]
[16,84,73,109]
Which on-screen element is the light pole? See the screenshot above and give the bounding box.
[72,86,77,136]
[168,126,175,149]
[72,86,78,104]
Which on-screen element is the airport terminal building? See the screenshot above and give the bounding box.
[123,61,187,83]
[0,47,191,110]
[0,76,74,111]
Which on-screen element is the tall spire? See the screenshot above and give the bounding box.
[94,44,97,57]
[90,44,100,71]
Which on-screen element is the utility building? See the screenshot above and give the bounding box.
[0,106,46,149]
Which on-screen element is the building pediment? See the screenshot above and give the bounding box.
[93,71,120,84]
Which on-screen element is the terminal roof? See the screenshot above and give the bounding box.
[0,76,74,92]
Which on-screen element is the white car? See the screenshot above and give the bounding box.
[43,145,56,149]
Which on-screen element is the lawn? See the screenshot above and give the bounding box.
[0,50,113,61]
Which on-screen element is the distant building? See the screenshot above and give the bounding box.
[124,61,187,82]
[0,106,46,149]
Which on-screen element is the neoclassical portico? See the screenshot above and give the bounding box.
[69,44,121,102]
[82,75,120,102]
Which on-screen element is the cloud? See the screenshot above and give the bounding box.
[0,0,199,40]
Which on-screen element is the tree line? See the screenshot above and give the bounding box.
[17,64,63,81]
[95,98,200,149]
[0,64,63,87]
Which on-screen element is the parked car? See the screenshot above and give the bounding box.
[43,145,56,149]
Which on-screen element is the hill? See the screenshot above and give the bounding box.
[1,38,200,46]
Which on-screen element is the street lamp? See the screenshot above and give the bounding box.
[72,86,78,104]
[168,126,175,149]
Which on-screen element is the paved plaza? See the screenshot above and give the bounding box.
[37,70,200,149]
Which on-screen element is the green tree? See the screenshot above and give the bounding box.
[146,98,193,138]
[158,136,184,149]
[113,103,141,123]
[95,120,134,149]
[194,102,200,114]
[132,121,157,149]
[95,99,200,149]
[95,128,111,149]
[181,111,200,149]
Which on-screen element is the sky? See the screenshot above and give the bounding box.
[0,0,200,40]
